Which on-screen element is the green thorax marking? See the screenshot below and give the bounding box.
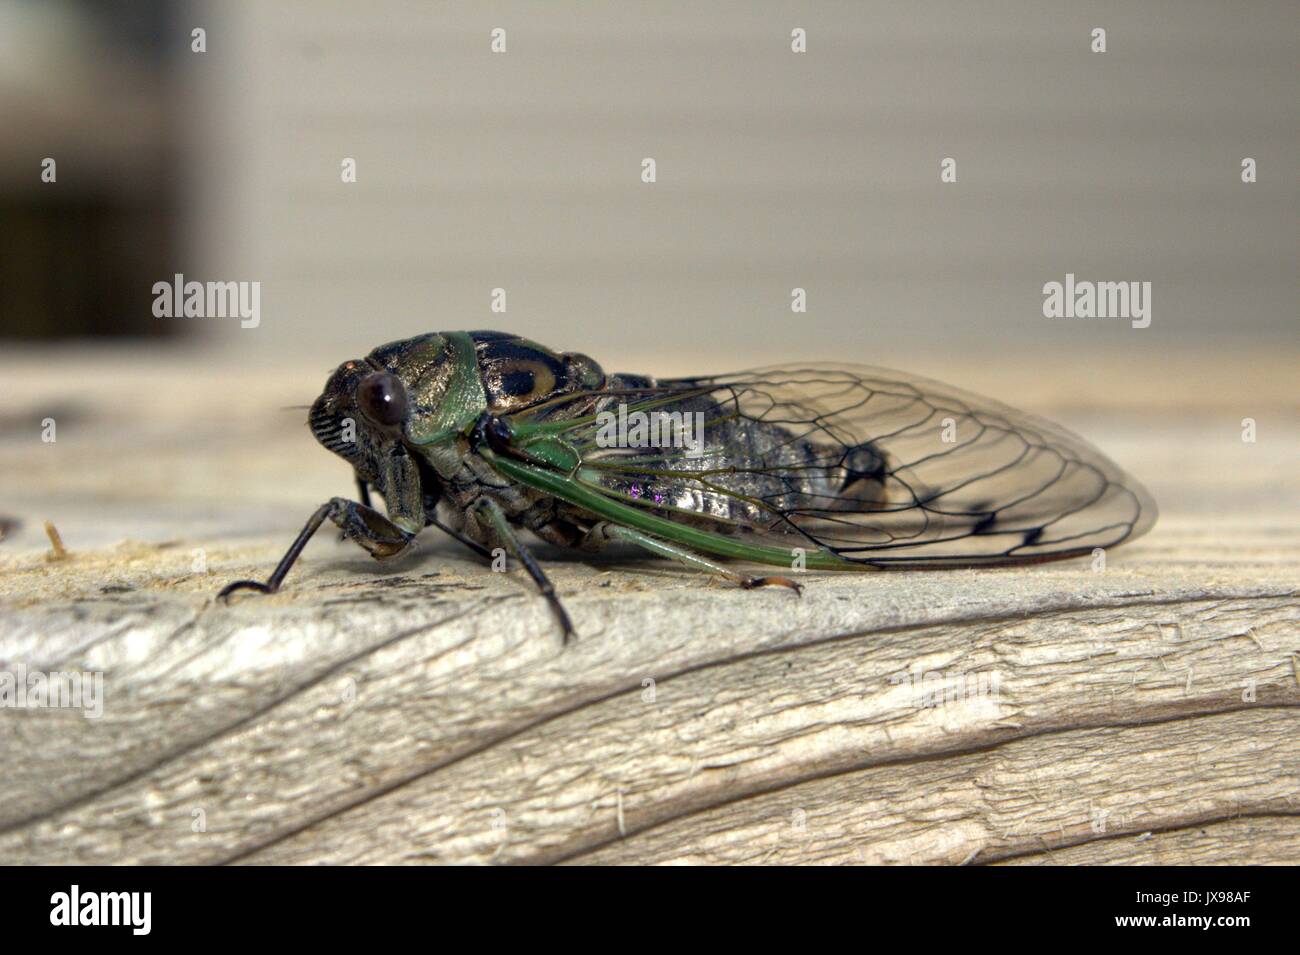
[406,331,488,477]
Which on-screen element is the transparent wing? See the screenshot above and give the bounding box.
[507,364,1157,566]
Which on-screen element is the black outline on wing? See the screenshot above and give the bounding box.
[507,364,1157,567]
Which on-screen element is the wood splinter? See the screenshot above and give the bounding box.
[43,520,69,562]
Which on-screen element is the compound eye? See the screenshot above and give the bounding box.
[356,371,408,426]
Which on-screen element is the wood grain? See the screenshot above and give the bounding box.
[0,348,1296,865]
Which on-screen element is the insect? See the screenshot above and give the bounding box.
[219,331,1157,641]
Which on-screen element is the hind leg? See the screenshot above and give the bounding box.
[584,522,803,594]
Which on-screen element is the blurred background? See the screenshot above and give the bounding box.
[0,0,1295,550]
[2,0,1294,357]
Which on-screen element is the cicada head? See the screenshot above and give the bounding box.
[304,336,431,478]
[307,361,391,485]
[310,331,608,483]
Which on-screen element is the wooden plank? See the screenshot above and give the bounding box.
[0,545,1294,864]
[566,708,1299,865]
[995,816,1300,866]
[0,348,1296,865]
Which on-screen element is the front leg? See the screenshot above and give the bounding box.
[219,497,416,598]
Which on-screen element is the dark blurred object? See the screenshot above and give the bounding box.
[0,193,175,339]
[0,0,181,340]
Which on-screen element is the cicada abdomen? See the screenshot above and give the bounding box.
[521,364,1156,567]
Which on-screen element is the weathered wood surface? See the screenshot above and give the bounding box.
[0,346,1296,865]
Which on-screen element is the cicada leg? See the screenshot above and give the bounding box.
[357,471,498,561]
[472,497,576,643]
[587,523,804,595]
[218,497,415,599]
[427,513,497,560]
[355,475,373,509]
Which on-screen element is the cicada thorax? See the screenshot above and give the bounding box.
[469,331,607,415]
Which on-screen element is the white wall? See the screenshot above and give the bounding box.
[184,1,1298,371]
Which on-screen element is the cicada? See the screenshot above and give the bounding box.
[220,331,1157,640]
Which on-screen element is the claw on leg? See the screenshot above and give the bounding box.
[218,579,274,600]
